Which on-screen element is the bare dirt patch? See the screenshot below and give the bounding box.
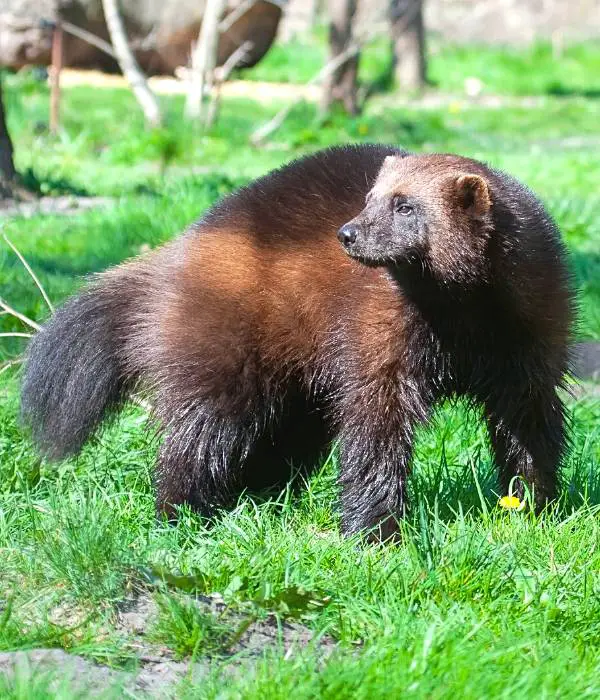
[0,195,113,219]
[0,649,128,697]
[57,68,565,110]
[115,591,335,663]
[56,68,320,102]
[572,342,600,383]
[0,594,336,697]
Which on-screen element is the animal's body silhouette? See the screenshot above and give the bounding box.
[21,145,573,538]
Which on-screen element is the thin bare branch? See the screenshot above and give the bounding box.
[251,26,384,145]
[216,40,254,82]
[0,332,32,338]
[0,298,41,331]
[185,0,227,120]
[3,235,54,312]
[219,0,257,34]
[102,0,162,127]
[205,40,253,128]
[49,23,64,134]
[0,358,23,377]
[61,20,117,59]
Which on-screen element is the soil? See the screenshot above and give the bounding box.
[0,195,113,218]
[572,342,600,383]
[54,68,579,110]
[0,593,336,697]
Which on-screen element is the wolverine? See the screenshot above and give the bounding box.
[21,145,573,539]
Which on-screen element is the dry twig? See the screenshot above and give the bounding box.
[205,40,254,128]
[61,20,117,59]
[0,359,23,377]
[0,297,40,332]
[185,0,227,120]
[0,234,53,333]
[219,0,258,34]
[251,28,381,145]
[3,234,54,312]
[101,0,162,127]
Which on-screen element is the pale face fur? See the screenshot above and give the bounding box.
[337,154,494,284]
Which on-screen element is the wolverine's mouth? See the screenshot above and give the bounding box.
[343,249,388,268]
[344,247,423,269]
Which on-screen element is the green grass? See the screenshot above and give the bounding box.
[429,41,600,97]
[2,69,599,349]
[1,45,600,696]
[241,33,600,98]
[0,668,92,700]
[149,594,238,660]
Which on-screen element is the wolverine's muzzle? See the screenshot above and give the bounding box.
[337,223,359,247]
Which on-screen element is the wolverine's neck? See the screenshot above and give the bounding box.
[386,261,510,343]
[387,261,489,306]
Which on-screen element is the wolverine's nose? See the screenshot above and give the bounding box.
[337,223,358,246]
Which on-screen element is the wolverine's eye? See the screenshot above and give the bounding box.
[394,199,413,216]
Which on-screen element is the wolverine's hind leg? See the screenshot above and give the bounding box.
[154,387,331,519]
[242,391,332,492]
[154,394,267,520]
[156,410,255,517]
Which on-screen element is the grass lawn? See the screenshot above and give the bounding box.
[242,35,600,98]
[1,44,600,697]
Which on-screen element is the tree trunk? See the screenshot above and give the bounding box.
[101,0,162,127]
[389,0,427,91]
[185,0,227,122]
[320,0,359,116]
[0,77,16,199]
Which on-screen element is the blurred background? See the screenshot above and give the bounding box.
[0,0,599,365]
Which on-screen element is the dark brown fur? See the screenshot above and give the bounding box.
[20,145,574,538]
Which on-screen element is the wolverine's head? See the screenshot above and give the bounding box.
[337,154,494,284]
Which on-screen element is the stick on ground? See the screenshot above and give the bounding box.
[3,235,54,312]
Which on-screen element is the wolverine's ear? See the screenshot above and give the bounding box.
[454,174,491,216]
[379,155,399,174]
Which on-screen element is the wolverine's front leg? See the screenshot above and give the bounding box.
[338,376,431,540]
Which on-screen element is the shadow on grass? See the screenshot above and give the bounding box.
[408,452,600,524]
[18,167,90,198]
[237,403,600,532]
[5,384,598,540]
[546,83,600,99]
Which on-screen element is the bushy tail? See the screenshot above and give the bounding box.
[20,276,136,460]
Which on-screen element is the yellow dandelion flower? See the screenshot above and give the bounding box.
[358,124,369,135]
[499,495,521,510]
